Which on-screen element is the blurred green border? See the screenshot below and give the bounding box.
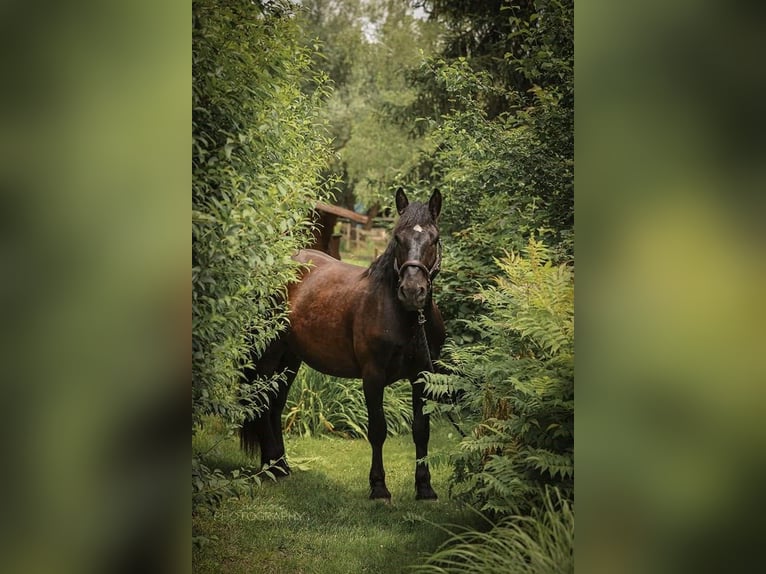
[577,1,766,572]
[2,1,765,572]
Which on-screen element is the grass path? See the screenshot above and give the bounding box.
[193,421,478,573]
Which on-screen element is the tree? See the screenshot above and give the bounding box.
[192,0,333,511]
[395,0,573,340]
[297,0,442,211]
[410,0,573,118]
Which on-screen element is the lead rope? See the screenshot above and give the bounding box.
[417,309,467,438]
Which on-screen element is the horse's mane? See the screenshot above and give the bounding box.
[364,240,397,287]
[363,201,434,288]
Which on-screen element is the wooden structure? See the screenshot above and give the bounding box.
[309,202,369,259]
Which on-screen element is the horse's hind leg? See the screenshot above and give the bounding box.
[240,339,281,462]
[240,335,299,474]
[268,351,301,475]
[411,379,437,499]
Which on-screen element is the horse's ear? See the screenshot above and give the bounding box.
[395,187,408,215]
[428,188,442,221]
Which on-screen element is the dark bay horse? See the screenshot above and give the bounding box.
[242,188,445,500]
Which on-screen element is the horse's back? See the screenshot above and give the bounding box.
[290,249,368,296]
[293,248,336,267]
[293,248,364,273]
[286,249,369,378]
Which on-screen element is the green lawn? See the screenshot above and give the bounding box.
[193,421,478,573]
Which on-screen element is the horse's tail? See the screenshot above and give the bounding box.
[239,413,263,457]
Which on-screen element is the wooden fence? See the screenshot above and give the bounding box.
[338,218,393,255]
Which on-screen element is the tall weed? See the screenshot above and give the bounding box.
[284,366,413,439]
[412,488,573,574]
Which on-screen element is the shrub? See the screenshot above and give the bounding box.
[425,238,574,517]
[402,0,574,338]
[192,0,332,511]
[407,57,572,342]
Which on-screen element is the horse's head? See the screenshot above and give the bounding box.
[392,188,442,311]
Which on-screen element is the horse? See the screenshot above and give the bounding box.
[241,188,445,500]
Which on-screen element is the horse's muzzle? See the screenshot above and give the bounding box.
[398,282,427,310]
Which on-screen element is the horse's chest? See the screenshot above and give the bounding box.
[385,334,424,383]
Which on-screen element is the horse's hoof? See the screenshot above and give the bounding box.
[416,488,438,500]
[369,485,392,501]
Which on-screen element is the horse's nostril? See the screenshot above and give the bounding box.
[399,282,427,305]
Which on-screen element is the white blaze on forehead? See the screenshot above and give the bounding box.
[413,224,424,233]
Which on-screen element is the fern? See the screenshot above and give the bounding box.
[434,238,574,517]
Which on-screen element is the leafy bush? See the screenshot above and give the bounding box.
[419,56,572,339]
[400,0,573,340]
[283,366,413,439]
[426,238,573,517]
[192,0,332,511]
[412,488,573,574]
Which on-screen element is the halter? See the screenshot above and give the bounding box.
[392,240,442,288]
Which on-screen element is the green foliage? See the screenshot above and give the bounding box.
[192,0,333,511]
[407,5,574,537]
[338,4,441,208]
[284,366,413,439]
[411,488,573,574]
[406,52,572,338]
[415,0,573,119]
[298,0,442,210]
[426,239,573,517]
[192,456,262,516]
[394,1,573,342]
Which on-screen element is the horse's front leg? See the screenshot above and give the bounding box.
[411,380,437,499]
[363,375,391,500]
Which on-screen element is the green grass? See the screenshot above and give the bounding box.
[193,420,479,574]
[285,368,414,439]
